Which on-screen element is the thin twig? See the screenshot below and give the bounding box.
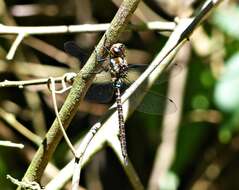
[0,21,175,35]
[6,32,25,60]
[1,21,175,60]
[71,123,102,190]
[0,140,24,149]
[1,21,176,59]
[48,77,77,157]
[0,72,76,88]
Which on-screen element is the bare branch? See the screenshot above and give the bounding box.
[48,77,77,157]
[0,140,24,149]
[0,72,76,88]
[6,32,25,60]
[1,21,175,59]
[0,21,175,35]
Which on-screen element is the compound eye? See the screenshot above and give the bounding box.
[113,47,120,53]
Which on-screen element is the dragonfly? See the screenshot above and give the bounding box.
[64,40,180,164]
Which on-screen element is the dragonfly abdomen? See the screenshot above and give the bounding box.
[115,86,128,164]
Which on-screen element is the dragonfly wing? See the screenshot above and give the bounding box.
[85,83,114,104]
[64,41,87,64]
[155,63,183,85]
[128,62,183,85]
[135,91,177,115]
[93,71,112,84]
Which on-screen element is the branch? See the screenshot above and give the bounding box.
[1,21,175,60]
[0,72,76,88]
[0,140,24,149]
[6,32,25,60]
[19,0,141,186]
[45,121,144,190]
[0,21,175,35]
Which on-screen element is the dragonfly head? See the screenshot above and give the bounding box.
[110,43,125,57]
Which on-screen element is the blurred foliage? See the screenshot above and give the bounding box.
[0,0,239,190]
[212,5,239,41]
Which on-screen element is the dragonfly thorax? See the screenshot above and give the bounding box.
[110,57,128,77]
[109,43,128,80]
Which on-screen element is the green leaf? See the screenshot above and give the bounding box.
[214,53,239,112]
[212,5,239,40]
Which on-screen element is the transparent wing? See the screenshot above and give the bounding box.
[126,63,184,85]
[124,64,179,115]
[135,91,177,115]
[155,63,183,85]
[64,41,87,65]
[127,62,183,85]
[85,83,114,104]
[93,71,112,84]
[64,41,106,74]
